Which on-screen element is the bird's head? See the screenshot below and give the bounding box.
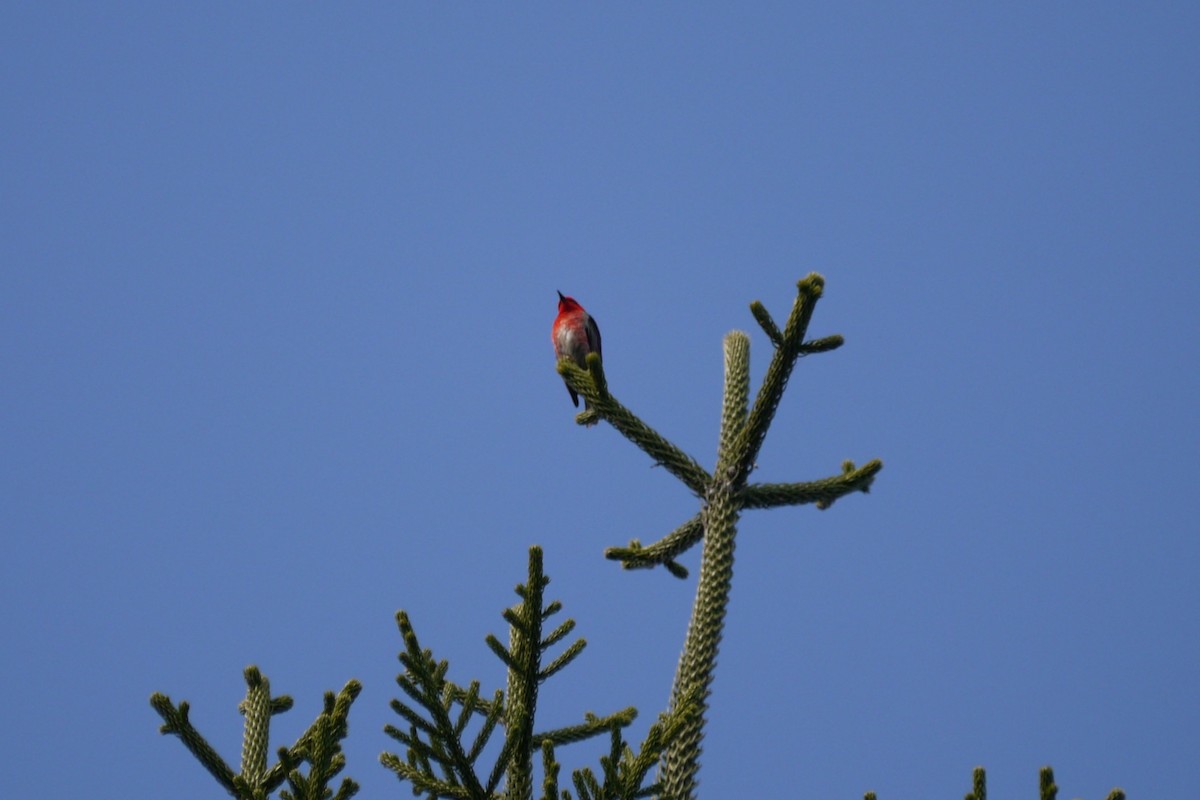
[557,290,582,312]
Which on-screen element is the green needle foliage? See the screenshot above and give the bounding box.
[150,666,360,800]
[151,275,1124,799]
[380,545,700,800]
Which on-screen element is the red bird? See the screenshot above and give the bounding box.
[552,291,602,408]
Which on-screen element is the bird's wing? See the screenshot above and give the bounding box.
[587,314,602,358]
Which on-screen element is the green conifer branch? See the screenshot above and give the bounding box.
[150,694,238,793]
[752,297,845,359]
[281,711,357,800]
[539,638,587,681]
[965,765,986,800]
[533,707,638,748]
[604,514,703,577]
[737,274,827,480]
[278,682,362,800]
[541,617,576,649]
[451,681,482,738]
[800,334,845,354]
[378,753,473,800]
[504,546,551,799]
[484,632,522,673]
[557,356,711,495]
[384,610,490,799]
[750,301,783,346]
[742,458,883,510]
[469,690,506,764]
[539,741,561,800]
[573,768,604,800]
[1040,766,1057,800]
[659,331,750,798]
[151,667,358,800]
[239,666,275,786]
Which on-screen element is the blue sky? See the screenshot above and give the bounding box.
[2,4,1197,798]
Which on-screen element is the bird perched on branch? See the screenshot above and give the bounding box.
[552,291,602,409]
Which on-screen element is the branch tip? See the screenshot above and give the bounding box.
[798,272,825,296]
[750,301,783,346]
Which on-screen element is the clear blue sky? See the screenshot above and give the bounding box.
[3,4,1197,798]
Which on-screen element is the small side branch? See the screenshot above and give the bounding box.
[750,301,783,346]
[604,513,703,578]
[742,459,882,510]
[558,355,711,495]
[799,334,844,355]
[150,694,238,794]
[533,707,638,748]
[738,274,827,479]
